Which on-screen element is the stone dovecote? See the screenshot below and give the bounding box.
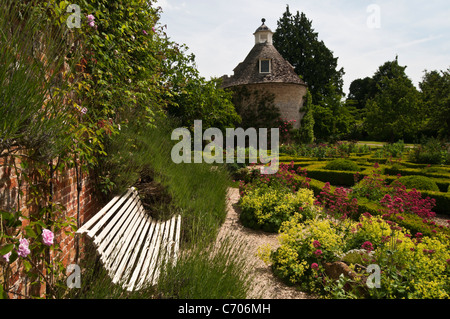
[222,19,308,129]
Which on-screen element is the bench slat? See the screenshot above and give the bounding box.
[104,205,146,274]
[112,208,151,284]
[86,189,134,239]
[77,187,181,291]
[126,221,158,291]
[135,222,162,290]
[173,215,182,265]
[93,192,139,247]
[76,190,124,235]
[151,218,174,285]
[97,196,139,260]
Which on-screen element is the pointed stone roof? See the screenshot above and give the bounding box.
[222,19,306,88]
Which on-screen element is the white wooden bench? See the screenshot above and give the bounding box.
[76,187,181,292]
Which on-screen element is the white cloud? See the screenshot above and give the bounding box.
[157,0,450,94]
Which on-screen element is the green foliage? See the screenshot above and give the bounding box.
[409,137,450,165]
[306,168,358,187]
[373,140,406,158]
[297,90,315,144]
[269,212,450,298]
[98,118,231,242]
[394,176,440,192]
[156,238,256,299]
[273,5,345,104]
[0,0,77,161]
[419,68,450,139]
[228,86,280,130]
[312,84,355,142]
[167,77,240,131]
[324,159,360,172]
[239,186,321,233]
[365,58,423,142]
[419,191,450,216]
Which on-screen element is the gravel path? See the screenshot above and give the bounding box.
[217,187,313,299]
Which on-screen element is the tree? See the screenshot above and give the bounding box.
[167,77,241,132]
[313,84,354,142]
[273,5,345,105]
[419,68,450,139]
[297,90,315,144]
[364,59,423,142]
[347,77,376,110]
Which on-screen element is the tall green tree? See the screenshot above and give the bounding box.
[364,59,423,142]
[273,5,345,104]
[419,68,450,139]
[297,90,315,144]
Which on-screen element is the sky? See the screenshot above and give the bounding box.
[156,0,450,95]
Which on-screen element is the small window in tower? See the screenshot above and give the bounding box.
[260,34,268,43]
[260,59,271,73]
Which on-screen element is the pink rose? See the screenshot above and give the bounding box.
[87,14,95,22]
[2,251,11,263]
[17,238,30,257]
[42,229,54,246]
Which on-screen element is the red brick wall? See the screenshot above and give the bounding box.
[0,154,102,298]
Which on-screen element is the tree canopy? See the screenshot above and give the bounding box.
[273,5,345,105]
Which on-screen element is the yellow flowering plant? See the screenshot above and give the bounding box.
[239,186,322,232]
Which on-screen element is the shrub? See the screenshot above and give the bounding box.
[270,214,349,291]
[393,176,440,192]
[373,140,406,158]
[239,186,321,233]
[351,163,387,201]
[324,159,360,172]
[419,190,450,216]
[409,137,449,165]
[269,213,450,299]
[315,182,359,220]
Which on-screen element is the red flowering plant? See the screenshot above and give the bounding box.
[315,182,359,220]
[351,163,387,201]
[238,161,310,197]
[277,119,296,144]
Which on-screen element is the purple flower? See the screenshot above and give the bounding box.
[2,252,11,263]
[87,14,96,28]
[17,238,30,258]
[81,107,88,114]
[142,30,148,35]
[42,229,54,246]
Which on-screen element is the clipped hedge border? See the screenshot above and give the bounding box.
[384,175,450,193]
[419,190,450,216]
[384,166,450,180]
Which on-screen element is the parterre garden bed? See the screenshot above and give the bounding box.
[232,143,450,299]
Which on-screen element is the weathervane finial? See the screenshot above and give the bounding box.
[262,18,266,24]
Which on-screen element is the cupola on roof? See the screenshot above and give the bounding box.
[222,19,306,88]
